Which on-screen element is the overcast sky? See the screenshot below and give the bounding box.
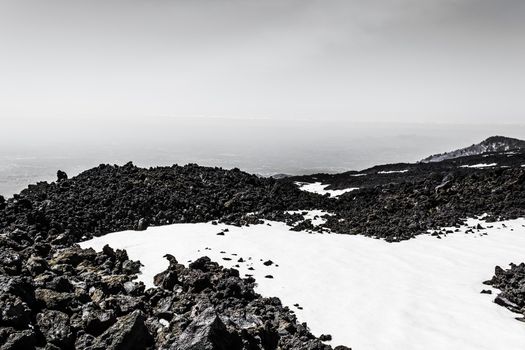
[1,0,524,124]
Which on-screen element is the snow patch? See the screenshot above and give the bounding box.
[82,218,525,350]
[460,163,497,168]
[377,169,409,174]
[295,182,358,197]
[285,210,334,226]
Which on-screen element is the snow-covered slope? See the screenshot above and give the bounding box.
[421,136,525,163]
[295,181,359,197]
[81,216,525,350]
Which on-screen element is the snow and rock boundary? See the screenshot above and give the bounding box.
[1,157,525,348]
[82,217,525,350]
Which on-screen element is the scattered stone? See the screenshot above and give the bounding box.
[137,218,148,231]
[320,334,333,341]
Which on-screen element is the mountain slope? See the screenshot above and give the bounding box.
[421,136,525,163]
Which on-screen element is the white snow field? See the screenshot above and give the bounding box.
[377,169,409,174]
[460,163,498,168]
[81,216,525,350]
[295,181,359,197]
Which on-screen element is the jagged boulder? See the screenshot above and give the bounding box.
[0,295,31,328]
[36,310,73,348]
[57,170,68,182]
[34,288,73,310]
[0,328,36,350]
[72,305,116,336]
[92,310,152,350]
[171,308,242,350]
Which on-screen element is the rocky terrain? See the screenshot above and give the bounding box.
[0,238,343,349]
[0,163,348,349]
[317,167,525,241]
[0,162,328,245]
[2,137,525,348]
[290,145,525,192]
[484,263,525,322]
[288,150,525,240]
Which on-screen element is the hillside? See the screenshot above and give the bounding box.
[421,136,525,163]
[1,145,525,349]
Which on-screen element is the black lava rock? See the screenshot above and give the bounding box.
[484,263,525,317]
[56,170,68,182]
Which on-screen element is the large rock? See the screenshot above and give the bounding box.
[171,308,242,350]
[154,267,179,291]
[0,276,34,306]
[92,310,152,350]
[36,310,73,348]
[0,329,36,350]
[26,256,49,276]
[0,295,31,328]
[57,170,68,182]
[73,306,116,336]
[50,246,97,266]
[99,295,144,316]
[0,248,22,275]
[35,288,73,310]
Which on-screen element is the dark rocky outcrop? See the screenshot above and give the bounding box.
[0,163,327,246]
[2,158,525,244]
[484,263,525,321]
[0,233,340,349]
[288,153,525,241]
[147,255,336,349]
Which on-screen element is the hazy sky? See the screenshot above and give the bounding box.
[1,0,524,124]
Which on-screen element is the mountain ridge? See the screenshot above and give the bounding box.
[421,136,525,163]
